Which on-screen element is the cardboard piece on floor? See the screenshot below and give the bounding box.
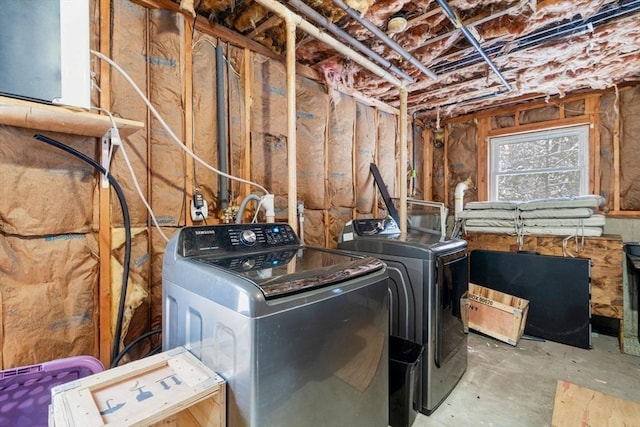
[551,380,640,427]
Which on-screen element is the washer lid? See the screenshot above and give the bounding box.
[340,219,466,258]
[195,247,385,299]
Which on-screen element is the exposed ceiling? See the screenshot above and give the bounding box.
[177,0,640,121]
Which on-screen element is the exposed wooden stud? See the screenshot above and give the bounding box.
[183,15,195,227]
[98,0,112,368]
[443,125,450,210]
[336,85,399,115]
[285,17,298,233]
[607,210,640,217]
[352,99,358,221]
[477,117,490,200]
[247,15,281,39]
[373,109,380,218]
[324,89,331,246]
[399,86,408,233]
[613,87,621,211]
[242,48,252,200]
[487,116,591,137]
[423,127,433,201]
[586,96,600,196]
[445,93,600,125]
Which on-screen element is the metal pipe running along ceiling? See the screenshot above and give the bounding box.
[286,0,415,83]
[431,0,640,75]
[435,0,512,91]
[255,0,402,87]
[331,0,438,81]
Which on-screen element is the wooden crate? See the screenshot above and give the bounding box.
[461,283,530,346]
[49,347,225,427]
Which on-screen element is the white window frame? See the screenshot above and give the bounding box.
[489,125,590,201]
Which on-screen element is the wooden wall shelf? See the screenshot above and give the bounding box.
[0,96,144,137]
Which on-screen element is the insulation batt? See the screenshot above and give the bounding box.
[385,15,640,118]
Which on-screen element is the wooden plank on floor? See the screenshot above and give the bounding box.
[551,380,640,427]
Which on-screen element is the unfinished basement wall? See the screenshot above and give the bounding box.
[430,85,640,241]
[0,0,107,367]
[0,0,405,369]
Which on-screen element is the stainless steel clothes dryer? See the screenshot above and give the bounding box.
[163,223,389,427]
[339,218,468,415]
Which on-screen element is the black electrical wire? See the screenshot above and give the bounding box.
[33,134,133,368]
[111,328,162,367]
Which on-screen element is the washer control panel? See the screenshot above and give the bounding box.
[179,223,300,257]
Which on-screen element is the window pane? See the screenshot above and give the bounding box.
[497,136,581,172]
[490,124,588,201]
[497,170,582,201]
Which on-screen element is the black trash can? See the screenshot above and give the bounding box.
[389,335,424,427]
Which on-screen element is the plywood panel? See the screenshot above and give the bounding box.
[465,232,623,319]
[551,380,640,427]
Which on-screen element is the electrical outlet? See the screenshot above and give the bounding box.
[190,194,208,221]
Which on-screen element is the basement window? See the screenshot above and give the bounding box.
[489,125,589,201]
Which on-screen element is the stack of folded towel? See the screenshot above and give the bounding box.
[458,195,606,237]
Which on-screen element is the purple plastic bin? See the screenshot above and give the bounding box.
[0,355,104,427]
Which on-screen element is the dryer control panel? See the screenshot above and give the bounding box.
[351,218,401,236]
[178,223,300,257]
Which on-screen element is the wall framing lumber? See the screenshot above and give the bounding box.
[423,127,433,201]
[98,0,113,368]
[285,18,298,233]
[590,96,602,197]
[586,96,600,197]
[476,117,490,201]
[183,15,195,227]
[242,48,252,200]
[613,89,621,212]
[487,115,591,137]
[373,110,380,218]
[129,0,321,82]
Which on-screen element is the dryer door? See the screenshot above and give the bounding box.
[434,250,468,367]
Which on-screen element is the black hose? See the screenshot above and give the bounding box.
[111,329,162,367]
[33,134,132,368]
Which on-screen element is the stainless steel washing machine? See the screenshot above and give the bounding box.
[339,218,468,415]
[163,223,389,427]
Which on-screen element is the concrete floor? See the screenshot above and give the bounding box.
[413,332,640,427]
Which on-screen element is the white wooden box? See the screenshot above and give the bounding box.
[49,347,225,427]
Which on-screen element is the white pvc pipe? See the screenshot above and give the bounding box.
[455,178,473,218]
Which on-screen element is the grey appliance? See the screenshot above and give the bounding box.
[338,218,468,415]
[163,223,389,427]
